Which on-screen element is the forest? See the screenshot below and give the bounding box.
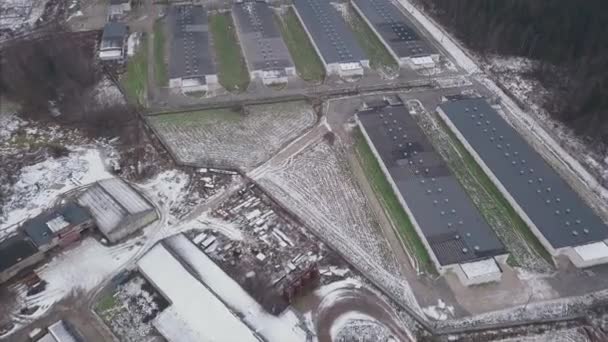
[416,0,608,149]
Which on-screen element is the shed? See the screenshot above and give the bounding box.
[109,0,132,19]
[78,178,157,243]
[99,22,128,61]
[0,233,43,284]
[23,202,93,250]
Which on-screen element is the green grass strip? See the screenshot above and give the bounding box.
[209,13,250,92]
[354,129,437,275]
[122,33,148,106]
[154,19,168,87]
[275,8,325,82]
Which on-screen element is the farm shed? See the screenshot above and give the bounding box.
[437,98,608,268]
[168,5,219,93]
[0,233,43,284]
[99,22,128,61]
[23,202,93,251]
[37,320,81,342]
[292,0,369,77]
[356,103,508,285]
[138,238,260,342]
[77,178,157,243]
[232,1,296,85]
[108,0,132,19]
[351,0,438,68]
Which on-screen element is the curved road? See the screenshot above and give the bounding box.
[311,286,413,342]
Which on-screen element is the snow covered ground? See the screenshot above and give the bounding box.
[255,139,422,314]
[0,0,49,32]
[148,101,317,170]
[0,147,115,238]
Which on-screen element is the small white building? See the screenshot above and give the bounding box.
[99,22,128,61]
[78,178,157,243]
[109,0,132,19]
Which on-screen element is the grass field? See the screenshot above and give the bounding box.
[122,33,148,106]
[95,293,119,314]
[209,13,250,92]
[154,20,168,87]
[436,118,554,266]
[347,6,398,72]
[354,129,436,275]
[275,8,325,82]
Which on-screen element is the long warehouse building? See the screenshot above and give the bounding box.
[292,0,369,77]
[357,102,508,286]
[351,0,439,69]
[232,1,296,85]
[168,5,219,93]
[437,98,608,268]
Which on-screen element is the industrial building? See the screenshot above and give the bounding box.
[98,22,128,61]
[357,102,507,285]
[138,234,306,341]
[78,178,157,243]
[23,202,93,252]
[0,233,42,284]
[232,1,296,85]
[168,5,219,93]
[31,320,82,342]
[292,0,369,77]
[437,98,608,268]
[351,0,438,69]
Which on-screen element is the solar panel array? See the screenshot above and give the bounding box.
[233,2,294,71]
[439,99,608,250]
[358,104,506,265]
[169,5,216,80]
[353,0,434,58]
[293,0,366,64]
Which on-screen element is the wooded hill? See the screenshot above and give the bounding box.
[417,0,608,149]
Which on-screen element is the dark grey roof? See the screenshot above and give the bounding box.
[358,104,506,265]
[168,5,216,80]
[352,0,434,58]
[233,2,294,72]
[102,22,128,41]
[439,99,608,249]
[0,233,38,273]
[110,0,129,5]
[23,202,92,248]
[293,0,366,64]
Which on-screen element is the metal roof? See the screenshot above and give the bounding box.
[293,0,367,64]
[168,5,216,80]
[0,233,37,273]
[77,178,153,236]
[233,2,294,72]
[102,22,127,41]
[439,98,608,249]
[23,202,92,248]
[358,104,506,265]
[352,0,434,58]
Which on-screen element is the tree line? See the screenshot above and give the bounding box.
[416,0,608,148]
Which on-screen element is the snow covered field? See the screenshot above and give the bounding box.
[255,139,422,314]
[148,101,317,170]
[0,146,115,238]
